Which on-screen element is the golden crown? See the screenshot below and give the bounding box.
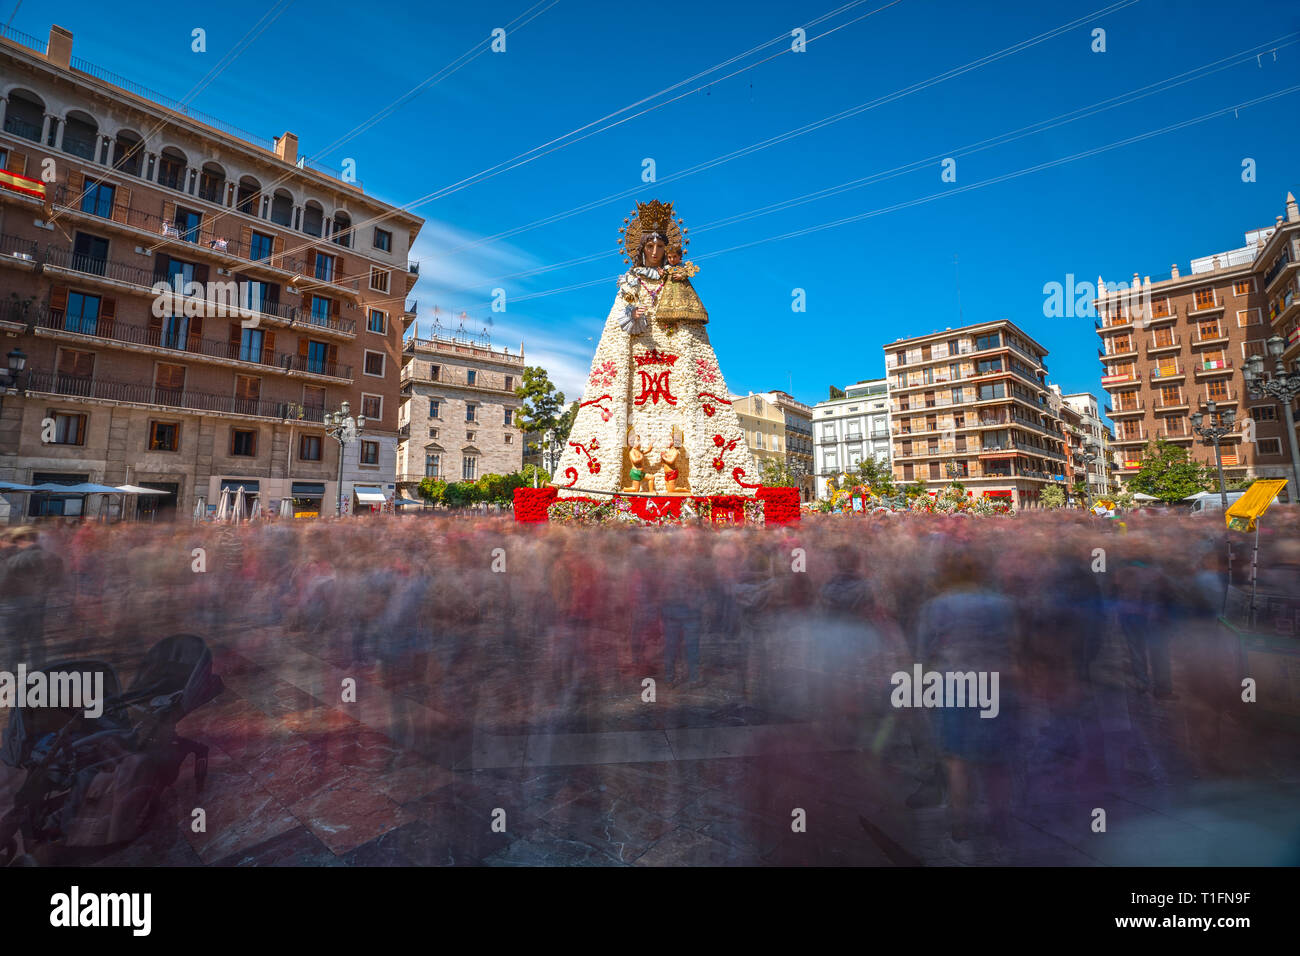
[617,199,689,264]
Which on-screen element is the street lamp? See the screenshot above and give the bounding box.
[1081,452,1098,509]
[0,348,26,390]
[1244,335,1300,501]
[325,400,366,517]
[1190,399,1236,511]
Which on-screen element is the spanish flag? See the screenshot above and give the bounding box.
[0,168,45,200]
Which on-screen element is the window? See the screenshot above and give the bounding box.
[466,431,476,442]
[1237,309,1261,327]
[56,348,95,384]
[1159,386,1181,406]
[429,365,440,381]
[64,292,101,334]
[157,154,184,191]
[154,363,186,401]
[374,228,392,252]
[466,404,477,423]
[363,351,385,377]
[429,400,441,418]
[429,427,440,438]
[361,394,381,420]
[307,341,328,374]
[234,374,261,411]
[467,370,477,386]
[73,232,109,275]
[1233,279,1253,296]
[505,434,512,444]
[50,412,86,445]
[504,408,513,426]
[80,180,115,218]
[310,296,331,324]
[249,232,273,262]
[367,310,386,334]
[754,431,763,449]
[299,435,322,461]
[505,375,514,392]
[1206,379,1230,401]
[174,207,202,243]
[1251,406,1277,422]
[239,327,264,363]
[1258,438,1282,456]
[231,429,257,457]
[161,315,189,350]
[462,456,477,480]
[360,440,379,465]
[303,386,326,414]
[425,454,439,477]
[149,421,179,451]
[975,332,1001,351]
[241,280,269,314]
[1198,319,1223,339]
[1193,287,1216,310]
[978,382,1005,400]
[369,268,390,293]
[313,252,335,282]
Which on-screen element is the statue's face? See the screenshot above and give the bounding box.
[642,237,665,267]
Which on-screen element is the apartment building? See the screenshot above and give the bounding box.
[767,389,814,501]
[884,321,1067,509]
[396,333,524,493]
[812,379,891,499]
[1059,390,1112,497]
[1095,193,1300,499]
[733,392,788,483]
[0,25,422,520]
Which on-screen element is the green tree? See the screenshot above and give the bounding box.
[417,477,446,504]
[855,456,896,495]
[1129,439,1212,503]
[1040,483,1067,509]
[514,366,566,460]
[829,385,846,400]
[759,457,799,487]
[902,481,927,500]
[442,481,474,508]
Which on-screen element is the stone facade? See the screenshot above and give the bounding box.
[396,335,524,489]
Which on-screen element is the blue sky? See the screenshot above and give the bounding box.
[17,0,1300,416]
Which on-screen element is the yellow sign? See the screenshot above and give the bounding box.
[294,511,319,519]
[1225,479,1288,532]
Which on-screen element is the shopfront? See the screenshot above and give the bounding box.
[220,478,259,515]
[29,472,89,517]
[291,481,325,518]
[352,484,387,514]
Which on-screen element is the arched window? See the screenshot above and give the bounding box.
[270,189,294,227]
[199,162,226,204]
[332,211,352,247]
[62,110,99,161]
[302,201,324,238]
[236,175,261,215]
[157,146,187,191]
[4,89,45,142]
[112,129,144,176]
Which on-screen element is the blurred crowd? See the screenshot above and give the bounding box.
[2,509,1298,861]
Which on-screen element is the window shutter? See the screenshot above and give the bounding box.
[149,312,163,341]
[162,200,176,225]
[49,285,69,316]
[327,344,338,368]
[188,314,204,351]
[239,225,251,252]
[195,263,209,286]
[272,235,284,267]
[155,363,185,390]
[113,186,132,224]
[263,329,275,361]
[153,254,171,282]
[330,298,340,320]
[100,296,116,337]
[68,169,85,198]
[6,151,27,175]
[228,322,241,357]
[298,337,309,359]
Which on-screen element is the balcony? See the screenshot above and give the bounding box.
[37,306,353,380]
[1095,313,1134,331]
[1268,283,1298,325]
[1147,335,1181,354]
[1108,401,1145,417]
[1112,429,1147,446]
[1264,250,1293,290]
[1100,342,1138,360]
[1152,396,1189,412]
[1192,327,1230,347]
[1150,366,1185,383]
[1194,358,1233,377]
[1190,297,1224,316]
[1156,425,1194,442]
[1100,369,1141,387]
[1145,301,1177,323]
[3,113,42,142]
[25,370,330,424]
[1198,390,1238,406]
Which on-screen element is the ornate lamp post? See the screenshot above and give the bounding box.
[1190,399,1236,511]
[325,400,366,517]
[1243,335,1300,501]
[1081,452,1098,509]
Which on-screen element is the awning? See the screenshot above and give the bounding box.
[354,486,386,504]
[292,482,326,496]
[392,497,425,507]
[116,484,167,495]
[220,479,260,493]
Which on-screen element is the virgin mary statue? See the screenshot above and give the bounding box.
[552,200,756,497]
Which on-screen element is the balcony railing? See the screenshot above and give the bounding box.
[0,233,39,260]
[25,370,330,422]
[44,245,156,286]
[62,135,98,161]
[1264,250,1291,288]
[1150,366,1185,381]
[3,114,43,142]
[38,307,352,378]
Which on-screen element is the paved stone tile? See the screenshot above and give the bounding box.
[211,825,344,867]
[633,825,763,866]
[524,729,675,767]
[541,792,677,864]
[287,776,414,856]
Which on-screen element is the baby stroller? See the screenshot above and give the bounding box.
[0,634,224,865]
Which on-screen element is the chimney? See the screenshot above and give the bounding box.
[274,132,299,166]
[1171,264,1180,279]
[48,25,72,69]
[1288,192,1299,223]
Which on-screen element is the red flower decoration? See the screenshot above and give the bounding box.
[713,434,725,447]
[713,456,725,471]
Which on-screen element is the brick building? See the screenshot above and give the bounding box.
[884,321,1067,509]
[1095,192,1300,499]
[0,25,422,519]
[396,333,524,493]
